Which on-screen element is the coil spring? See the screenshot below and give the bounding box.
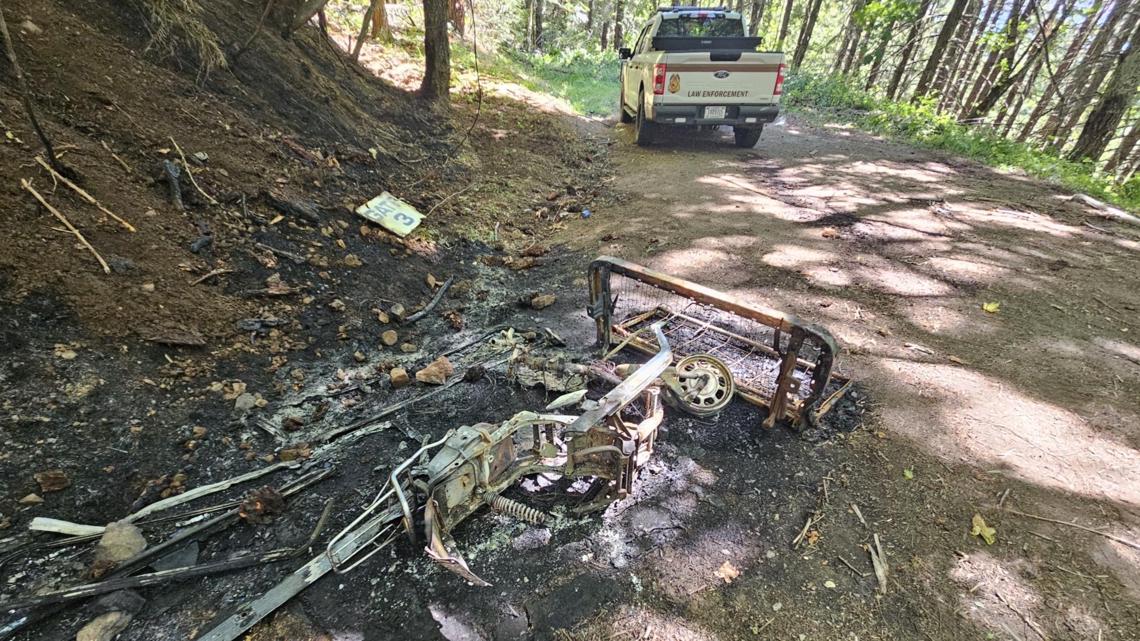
[489,495,546,524]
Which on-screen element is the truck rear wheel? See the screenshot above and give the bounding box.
[619,87,634,124]
[635,88,656,147]
[733,126,763,148]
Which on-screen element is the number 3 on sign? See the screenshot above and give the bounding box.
[355,191,424,237]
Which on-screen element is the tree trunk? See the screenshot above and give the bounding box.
[996,47,1045,135]
[934,0,979,112]
[841,23,864,75]
[1051,0,1139,150]
[534,0,544,50]
[944,0,1002,114]
[1016,0,1102,141]
[1068,21,1140,162]
[912,0,971,101]
[864,18,896,89]
[449,0,466,39]
[968,0,1070,121]
[601,21,609,50]
[886,0,932,100]
[614,0,625,49]
[833,0,866,74]
[749,0,767,37]
[370,0,392,40]
[960,0,1031,118]
[587,0,594,32]
[420,0,450,103]
[1105,119,1140,176]
[352,0,382,60]
[791,0,823,69]
[776,0,794,48]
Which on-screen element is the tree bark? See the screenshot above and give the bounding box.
[960,0,1030,118]
[886,0,932,100]
[586,0,594,32]
[1016,0,1102,141]
[996,46,1045,135]
[450,0,466,39]
[1051,0,1139,150]
[749,0,767,37]
[944,0,1002,114]
[371,0,392,40]
[791,0,823,69]
[1068,20,1140,162]
[934,0,979,112]
[776,0,795,48]
[420,0,451,103]
[912,0,971,101]
[614,0,625,49]
[833,0,866,74]
[1105,119,1140,176]
[864,18,897,89]
[601,21,609,50]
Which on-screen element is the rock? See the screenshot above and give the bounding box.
[389,303,407,321]
[191,426,208,438]
[328,299,346,312]
[92,521,147,576]
[390,367,410,388]
[381,330,399,346]
[19,493,43,505]
[34,469,71,492]
[400,342,417,353]
[353,351,367,363]
[512,527,552,551]
[415,357,454,385]
[372,308,390,324]
[530,293,556,310]
[234,393,257,412]
[343,254,363,268]
[141,283,155,293]
[192,151,209,164]
[19,19,42,36]
[77,611,132,641]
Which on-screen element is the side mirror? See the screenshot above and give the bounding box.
[618,47,633,60]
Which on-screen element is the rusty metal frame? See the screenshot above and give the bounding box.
[587,255,846,428]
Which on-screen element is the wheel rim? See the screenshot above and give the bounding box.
[673,354,734,416]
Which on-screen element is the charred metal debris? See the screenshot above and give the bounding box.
[0,257,847,641]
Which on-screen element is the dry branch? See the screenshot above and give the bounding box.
[1005,508,1140,551]
[34,156,136,232]
[20,179,110,274]
[170,137,218,205]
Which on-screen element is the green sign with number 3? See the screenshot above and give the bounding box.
[355,191,424,237]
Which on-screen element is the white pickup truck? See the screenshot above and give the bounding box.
[618,7,785,148]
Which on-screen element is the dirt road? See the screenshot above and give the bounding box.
[549,118,1140,640]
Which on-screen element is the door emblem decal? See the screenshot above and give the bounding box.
[668,73,681,93]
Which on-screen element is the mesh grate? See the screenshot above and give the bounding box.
[607,272,824,402]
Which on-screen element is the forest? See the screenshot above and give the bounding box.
[316,0,1140,206]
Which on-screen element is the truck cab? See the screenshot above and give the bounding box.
[618,7,785,147]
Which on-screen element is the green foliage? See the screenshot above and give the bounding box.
[785,73,1140,211]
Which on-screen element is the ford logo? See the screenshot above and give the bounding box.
[714,70,730,79]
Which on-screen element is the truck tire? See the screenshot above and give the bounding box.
[635,88,656,147]
[619,87,634,124]
[733,126,763,148]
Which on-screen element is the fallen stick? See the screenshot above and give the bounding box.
[867,533,888,594]
[851,503,867,527]
[190,268,234,285]
[404,275,455,323]
[20,179,110,274]
[27,518,104,537]
[996,591,1049,641]
[123,459,299,523]
[1005,508,1140,551]
[170,137,218,205]
[255,242,306,264]
[837,554,869,578]
[100,141,132,173]
[33,156,135,232]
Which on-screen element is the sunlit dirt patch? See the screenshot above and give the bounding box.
[951,552,1052,640]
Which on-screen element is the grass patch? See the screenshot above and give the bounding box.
[453,46,620,117]
[784,73,1140,212]
[133,0,226,77]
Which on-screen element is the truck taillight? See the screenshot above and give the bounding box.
[773,63,785,96]
[653,64,667,95]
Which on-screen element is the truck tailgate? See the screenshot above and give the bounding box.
[660,52,783,105]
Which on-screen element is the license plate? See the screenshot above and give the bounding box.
[704,106,727,119]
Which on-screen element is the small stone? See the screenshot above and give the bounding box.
[192,151,209,164]
[54,344,77,360]
[141,283,155,292]
[353,351,367,363]
[92,521,147,576]
[19,20,42,36]
[530,293,556,310]
[390,367,410,388]
[290,368,305,382]
[343,254,363,268]
[381,330,399,346]
[191,426,208,438]
[233,393,257,412]
[415,357,454,385]
[328,299,346,312]
[19,493,43,505]
[824,579,837,589]
[772,602,783,612]
[388,303,407,321]
[372,308,390,324]
[34,469,71,492]
[400,342,417,353]
[77,611,132,641]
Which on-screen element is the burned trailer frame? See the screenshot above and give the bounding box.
[587,256,848,428]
